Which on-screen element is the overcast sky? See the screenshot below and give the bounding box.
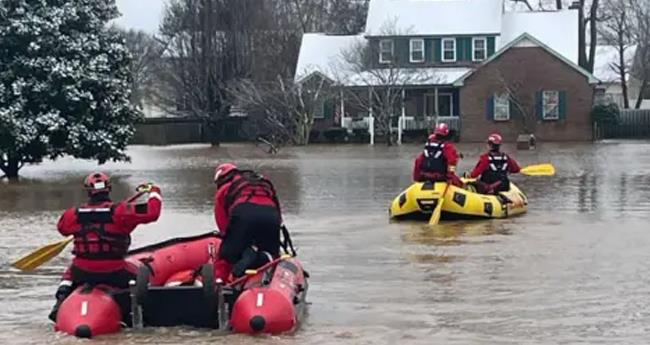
[114,0,166,33]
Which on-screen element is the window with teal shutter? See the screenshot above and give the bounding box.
[559,91,567,120]
[486,96,494,120]
[442,38,456,62]
[541,90,560,120]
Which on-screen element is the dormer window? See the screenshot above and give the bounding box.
[441,38,456,62]
[473,37,487,61]
[410,39,424,63]
[379,39,394,64]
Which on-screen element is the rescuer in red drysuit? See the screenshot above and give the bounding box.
[48,172,162,321]
[412,123,463,187]
[212,163,282,282]
[469,133,521,194]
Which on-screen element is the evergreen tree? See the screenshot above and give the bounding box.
[0,0,140,179]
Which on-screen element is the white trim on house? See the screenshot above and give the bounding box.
[441,38,456,62]
[409,38,425,63]
[472,37,488,62]
[379,39,394,64]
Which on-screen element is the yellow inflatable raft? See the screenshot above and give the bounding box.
[389,180,528,220]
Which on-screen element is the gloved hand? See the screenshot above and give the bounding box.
[136,183,155,193]
[55,284,73,301]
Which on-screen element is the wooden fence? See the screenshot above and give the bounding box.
[596,109,650,139]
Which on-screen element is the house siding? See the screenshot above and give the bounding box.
[369,35,497,68]
[459,46,594,142]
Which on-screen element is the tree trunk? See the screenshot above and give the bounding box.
[635,77,648,109]
[556,0,563,9]
[578,2,588,69]
[619,44,630,109]
[207,118,221,146]
[0,156,21,180]
[587,0,600,73]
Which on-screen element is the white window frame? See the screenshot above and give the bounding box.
[542,90,560,120]
[379,39,394,64]
[472,37,487,62]
[493,93,510,121]
[441,38,456,62]
[409,39,425,63]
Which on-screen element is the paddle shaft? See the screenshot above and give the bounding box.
[429,182,450,225]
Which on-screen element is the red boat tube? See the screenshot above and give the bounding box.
[54,285,123,338]
[54,232,222,338]
[230,257,308,334]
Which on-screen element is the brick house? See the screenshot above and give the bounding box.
[294,0,601,143]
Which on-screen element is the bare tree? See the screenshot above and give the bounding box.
[497,72,537,135]
[600,0,633,108]
[113,28,165,110]
[333,22,434,146]
[229,76,333,146]
[510,0,534,10]
[509,0,601,73]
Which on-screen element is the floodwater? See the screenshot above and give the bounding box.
[1,141,650,345]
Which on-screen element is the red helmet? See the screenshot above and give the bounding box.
[84,172,111,195]
[214,163,238,185]
[433,123,450,137]
[487,133,503,145]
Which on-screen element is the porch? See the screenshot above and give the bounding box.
[338,86,462,144]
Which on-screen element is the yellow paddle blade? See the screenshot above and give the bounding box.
[520,164,556,176]
[428,199,444,225]
[11,236,73,272]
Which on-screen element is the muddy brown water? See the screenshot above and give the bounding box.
[1,142,650,344]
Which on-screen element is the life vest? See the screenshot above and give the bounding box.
[224,171,280,212]
[480,153,510,185]
[421,141,447,176]
[72,203,131,260]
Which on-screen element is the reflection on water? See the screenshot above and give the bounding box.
[1,141,650,344]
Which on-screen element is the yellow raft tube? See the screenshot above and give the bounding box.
[389,180,528,220]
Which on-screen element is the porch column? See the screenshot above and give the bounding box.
[368,87,374,145]
[434,87,439,126]
[398,88,406,145]
[339,89,346,129]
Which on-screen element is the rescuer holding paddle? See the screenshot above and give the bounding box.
[48,172,162,321]
[470,133,521,194]
[412,123,464,187]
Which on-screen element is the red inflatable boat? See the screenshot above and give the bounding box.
[53,232,308,338]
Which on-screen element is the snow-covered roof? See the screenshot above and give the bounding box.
[343,67,472,87]
[593,45,638,83]
[294,33,365,82]
[501,10,579,64]
[454,33,599,86]
[365,0,503,36]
